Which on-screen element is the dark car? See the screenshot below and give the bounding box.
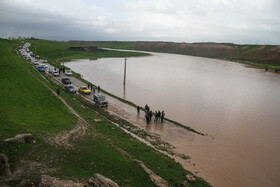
[93,93,108,107]
[65,85,78,93]
[62,77,71,84]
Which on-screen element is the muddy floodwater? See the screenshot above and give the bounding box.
[66,51,280,187]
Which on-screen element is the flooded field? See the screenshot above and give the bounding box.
[66,52,280,187]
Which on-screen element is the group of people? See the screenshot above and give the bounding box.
[59,68,66,74]
[137,104,165,124]
[154,110,165,123]
[265,67,280,73]
[87,83,100,93]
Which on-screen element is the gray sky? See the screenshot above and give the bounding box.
[0,0,279,44]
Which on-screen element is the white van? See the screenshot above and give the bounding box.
[48,67,55,73]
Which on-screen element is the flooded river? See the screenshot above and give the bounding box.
[66,52,280,187]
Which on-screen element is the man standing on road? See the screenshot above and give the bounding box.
[97,85,100,93]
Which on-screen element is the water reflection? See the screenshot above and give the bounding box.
[123,85,126,99]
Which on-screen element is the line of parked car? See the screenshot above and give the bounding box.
[19,43,49,72]
[19,42,108,107]
[63,82,108,107]
[19,42,74,78]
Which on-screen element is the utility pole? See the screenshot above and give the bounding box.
[123,58,127,85]
[62,47,65,68]
[34,40,37,54]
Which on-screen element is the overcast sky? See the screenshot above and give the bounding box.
[0,0,279,44]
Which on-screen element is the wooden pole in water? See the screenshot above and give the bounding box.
[62,47,65,69]
[123,58,127,85]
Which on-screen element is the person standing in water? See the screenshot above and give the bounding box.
[145,111,150,123]
[137,105,140,114]
[145,104,150,112]
[154,111,158,122]
[149,110,153,122]
[161,111,165,123]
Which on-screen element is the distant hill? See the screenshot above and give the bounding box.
[69,41,280,68]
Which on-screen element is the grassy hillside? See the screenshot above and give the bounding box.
[92,41,280,69]
[67,40,137,50]
[0,39,76,137]
[0,38,76,180]
[0,38,210,186]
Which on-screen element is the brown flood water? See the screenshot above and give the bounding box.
[66,52,280,187]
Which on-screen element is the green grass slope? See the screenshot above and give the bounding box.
[0,38,76,179]
[0,39,76,137]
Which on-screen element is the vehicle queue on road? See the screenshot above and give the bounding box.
[19,42,108,107]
